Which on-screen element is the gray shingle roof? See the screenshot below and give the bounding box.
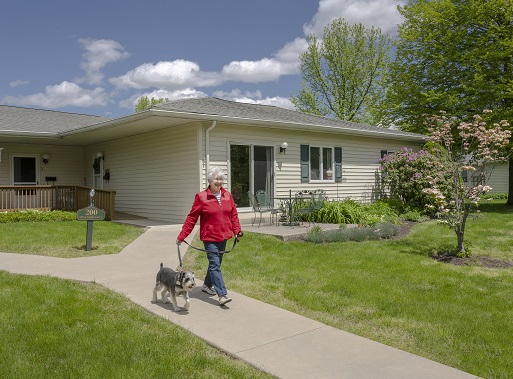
[0,98,424,142]
[0,105,111,134]
[153,97,423,139]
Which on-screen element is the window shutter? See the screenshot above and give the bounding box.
[300,144,309,183]
[380,150,388,159]
[334,147,342,183]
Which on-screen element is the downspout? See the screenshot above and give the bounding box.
[205,120,217,187]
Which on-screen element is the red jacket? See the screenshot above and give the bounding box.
[177,187,242,242]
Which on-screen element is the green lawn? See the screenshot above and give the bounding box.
[0,271,274,379]
[185,201,513,379]
[0,220,144,257]
[1,202,512,378]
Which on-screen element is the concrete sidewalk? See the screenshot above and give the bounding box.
[0,221,481,379]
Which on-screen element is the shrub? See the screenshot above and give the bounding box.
[481,193,508,200]
[400,210,429,222]
[315,199,399,225]
[304,222,400,243]
[0,210,77,223]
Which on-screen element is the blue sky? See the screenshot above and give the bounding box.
[1,0,406,118]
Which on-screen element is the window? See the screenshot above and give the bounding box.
[301,145,342,182]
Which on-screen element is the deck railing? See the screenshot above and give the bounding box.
[0,186,116,220]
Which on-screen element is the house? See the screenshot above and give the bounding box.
[4,97,501,224]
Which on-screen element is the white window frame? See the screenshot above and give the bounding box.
[309,146,334,182]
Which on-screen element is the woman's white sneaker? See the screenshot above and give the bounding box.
[201,284,216,296]
[219,296,232,306]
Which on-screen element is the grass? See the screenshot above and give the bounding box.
[1,203,512,378]
[0,271,274,379]
[0,221,145,257]
[184,201,513,379]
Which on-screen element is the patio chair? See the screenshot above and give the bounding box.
[248,191,281,227]
[293,190,314,226]
[311,189,327,222]
[255,190,283,226]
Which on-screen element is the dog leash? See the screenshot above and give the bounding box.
[176,239,238,271]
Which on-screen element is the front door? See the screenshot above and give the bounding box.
[12,155,39,207]
[12,155,38,186]
[230,144,274,208]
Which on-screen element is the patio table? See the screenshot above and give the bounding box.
[271,190,311,227]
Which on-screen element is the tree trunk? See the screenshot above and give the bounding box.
[507,156,513,207]
[455,229,466,256]
[455,210,470,257]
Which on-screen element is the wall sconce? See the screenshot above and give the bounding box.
[96,152,104,160]
[42,153,50,165]
[279,142,288,154]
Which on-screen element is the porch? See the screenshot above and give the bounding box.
[0,185,116,220]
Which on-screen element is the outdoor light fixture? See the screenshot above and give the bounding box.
[279,142,288,153]
[96,152,104,159]
[42,153,49,165]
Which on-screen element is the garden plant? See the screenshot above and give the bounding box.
[381,111,511,256]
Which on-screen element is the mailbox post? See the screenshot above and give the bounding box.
[77,189,106,251]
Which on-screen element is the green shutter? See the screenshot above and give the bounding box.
[334,147,342,183]
[300,144,309,183]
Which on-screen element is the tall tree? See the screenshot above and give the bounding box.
[385,0,513,204]
[134,96,170,112]
[291,18,392,124]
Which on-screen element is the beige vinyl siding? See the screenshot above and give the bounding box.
[487,162,509,194]
[206,123,420,202]
[0,143,84,186]
[85,121,202,223]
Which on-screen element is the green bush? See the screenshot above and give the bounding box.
[481,193,508,200]
[0,210,77,223]
[304,222,400,243]
[400,210,430,222]
[315,199,399,225]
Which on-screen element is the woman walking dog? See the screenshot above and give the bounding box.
[176,166,243,306]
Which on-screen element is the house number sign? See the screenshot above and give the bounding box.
[76,189,106,251]
[77,206,106,221]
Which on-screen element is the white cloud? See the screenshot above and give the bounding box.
[76,38,130,85]
[110,60,222,91]
[238,96,295,110]
[120,88,207,110]
[221,58,285,83]
[1,81,110,108]
[212,89,295,110]
[304,0,405,37]
[9,80,29,88]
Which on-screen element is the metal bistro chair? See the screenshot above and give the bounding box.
[255,190,283,226]
[248,191,281,227]
[293,190,315,226]
[311,189,327,222]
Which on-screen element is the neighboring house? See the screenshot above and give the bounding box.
[4,97,499,223]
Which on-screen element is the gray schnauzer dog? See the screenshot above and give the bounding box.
[152,263,196,312]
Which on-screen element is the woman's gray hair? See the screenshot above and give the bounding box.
[207,166,225,184]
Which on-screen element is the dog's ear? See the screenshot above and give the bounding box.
[176,271,185,286]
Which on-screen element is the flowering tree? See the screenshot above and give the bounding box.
[421,111,510,256]
[382,111,510,257]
